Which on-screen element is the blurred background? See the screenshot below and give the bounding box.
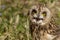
[0,0,60,40]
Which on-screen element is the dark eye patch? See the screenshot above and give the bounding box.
[31,9,37,14]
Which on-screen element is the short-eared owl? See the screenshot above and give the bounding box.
[29,4,51,26]
[29,4,60,40]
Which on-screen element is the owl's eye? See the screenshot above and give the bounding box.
[32,9,37,14]
[42,11,47,17]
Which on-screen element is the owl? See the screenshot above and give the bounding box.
[28,4,60,40]
[29,4,51,26]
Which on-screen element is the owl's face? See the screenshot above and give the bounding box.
[29,5,51,26]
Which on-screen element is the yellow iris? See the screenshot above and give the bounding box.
[42,12,46,17]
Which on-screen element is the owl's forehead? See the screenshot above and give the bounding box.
[39,6,44,11]
[30,4,46,13]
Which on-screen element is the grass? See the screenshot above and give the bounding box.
[0,0,60,40]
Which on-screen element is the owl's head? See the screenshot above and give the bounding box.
[29,5,52,26]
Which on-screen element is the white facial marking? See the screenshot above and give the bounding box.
[37,20,42,24]
[32,19,36,23]
[33,14,37,17]
[39,14,43,18]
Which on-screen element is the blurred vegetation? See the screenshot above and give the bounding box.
[0,0,60,40]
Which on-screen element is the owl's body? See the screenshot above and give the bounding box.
[29,4,60,40]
